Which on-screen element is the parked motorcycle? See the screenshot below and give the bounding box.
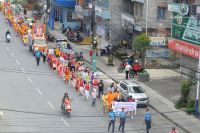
[47,33,55,42]
[100,45,111,56]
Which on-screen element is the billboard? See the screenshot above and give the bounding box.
[168,38,200,59]
[172,13,200,45]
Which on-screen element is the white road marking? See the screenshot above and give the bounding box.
[27,76,33,83]
[15,60,20,65]
[10,53,15,58]
[61,117,70,127]
[35,88,43,96]
[20,67,26,73]
[47,100,55,110]
[6,47,10,52]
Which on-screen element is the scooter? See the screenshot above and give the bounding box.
[6,34,11,42]
[100,45,111,56]
[61,99,72,118]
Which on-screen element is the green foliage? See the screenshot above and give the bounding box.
[181,80,191,100]
[132,33,151,51]
[175,72,197,115]
[132,33,150,68]
[185,99,195,114]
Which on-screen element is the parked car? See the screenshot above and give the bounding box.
[117,80,150,106]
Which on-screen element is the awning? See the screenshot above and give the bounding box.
[54,0,76,7]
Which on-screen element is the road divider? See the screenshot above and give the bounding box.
[35,88,43,96]
[6,47,10,52]
[47,100,55,110]
[61,117,70,127]
[27,76,33,83]
[10,53,15,58]
[20,67,26,73]
[15,60,20,65]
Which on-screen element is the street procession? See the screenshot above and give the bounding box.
[0,0,200,133]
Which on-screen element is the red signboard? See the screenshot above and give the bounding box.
[168,38,200,59]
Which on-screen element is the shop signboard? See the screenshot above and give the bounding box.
[168,3,189,15]
[168,38,200,59]
[112,102,137,116]
[150,37,166,46]
[172,13,200,45]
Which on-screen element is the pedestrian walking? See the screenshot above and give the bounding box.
[35,49,41,66]
[108,108,116,133]
[125,64,132,79]
[91,89,97,107]
[144,108,152,133]
[98,80,104,98]
[118,108,126,133]
[42,51,47,63]
[102,92,108,114]
[169,127,177,133]
[84,82,90,100]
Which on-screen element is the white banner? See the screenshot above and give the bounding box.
[48,49,54,55]
[112,102,137,116]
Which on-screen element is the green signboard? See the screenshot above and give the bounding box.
[172,13,200,45]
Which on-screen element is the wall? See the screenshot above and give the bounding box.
[110,0,129,45]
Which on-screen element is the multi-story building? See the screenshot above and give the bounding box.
[110,0,173,45]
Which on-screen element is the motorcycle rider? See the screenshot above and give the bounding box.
[5,30,11,41]
[61,93,69,110]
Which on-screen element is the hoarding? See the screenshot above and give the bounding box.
[172,13,200,45]
[168,38,200,59]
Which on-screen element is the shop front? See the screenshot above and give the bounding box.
[168,38,200,76]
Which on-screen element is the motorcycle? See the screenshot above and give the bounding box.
[6,33,11,42]
[100,45,111,56]
[61,98,72,118]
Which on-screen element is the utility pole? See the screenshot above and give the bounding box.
[145,0,149,36]
[195,50,200,117]
[91,0,96,72]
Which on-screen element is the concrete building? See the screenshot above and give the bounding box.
[110,0,173,45]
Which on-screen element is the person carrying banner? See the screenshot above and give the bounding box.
[118,108,126,133]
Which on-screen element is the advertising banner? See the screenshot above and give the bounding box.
[112,102,137,116]
[168,38,200,58]
[172,13,200,45]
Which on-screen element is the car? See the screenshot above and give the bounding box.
[117,80,150,106]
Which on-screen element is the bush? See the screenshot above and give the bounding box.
[175,97,188,109]
[185,99,195,114]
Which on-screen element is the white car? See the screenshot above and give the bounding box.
[117,80,150,106]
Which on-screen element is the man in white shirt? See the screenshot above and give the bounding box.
[125,64,132,79]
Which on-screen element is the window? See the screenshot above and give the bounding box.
[129,86,144,93]
[120,83,128,90]
[134,2,143,17]
[157,7,166,20]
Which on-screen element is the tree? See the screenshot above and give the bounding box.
[132,34,150,68]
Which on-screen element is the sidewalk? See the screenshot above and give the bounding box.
[48,29,200,133]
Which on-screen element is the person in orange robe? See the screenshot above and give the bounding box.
[107,91,115,110]
[65,67,71,83]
